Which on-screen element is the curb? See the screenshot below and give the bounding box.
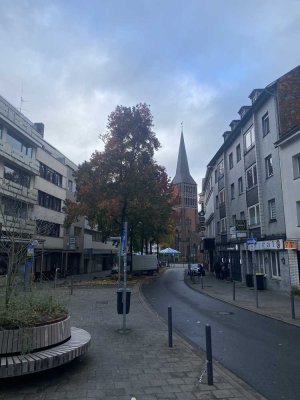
[184,273,300,328]
[138,275,267,400]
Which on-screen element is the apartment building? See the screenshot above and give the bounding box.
[202,66,300,291]
[0,94,116,278]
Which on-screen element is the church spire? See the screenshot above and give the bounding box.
[172,124,196,185]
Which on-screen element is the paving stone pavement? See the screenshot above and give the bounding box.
[0,281,266,400]
[184,269,300,327]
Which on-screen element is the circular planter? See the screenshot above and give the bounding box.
[0,315,71,356]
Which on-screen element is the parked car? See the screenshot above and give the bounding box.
[188,263,205,276]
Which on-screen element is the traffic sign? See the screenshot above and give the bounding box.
[248,244,256,252]
[246,238,257,245]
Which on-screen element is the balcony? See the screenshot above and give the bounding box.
[0,143,39,175]
[0,179,38,204]
[0,215,36,236]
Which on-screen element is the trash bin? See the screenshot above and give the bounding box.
[246,274,254,287]
[117,288,131,314]
[256,274,266,290]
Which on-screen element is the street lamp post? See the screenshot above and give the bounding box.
[122,222,128,332]
[109,236,122,287]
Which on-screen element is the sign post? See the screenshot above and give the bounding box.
[122,222,128,332]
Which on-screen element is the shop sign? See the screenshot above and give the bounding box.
[69,236,76,250]
[230,226,236,239]
[236,219,247,231]
[248,244,256,252]
[255,239,283,251]
[284,240,297,250]
[237,231,247,238]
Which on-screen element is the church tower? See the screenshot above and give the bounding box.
[172,126,199,261]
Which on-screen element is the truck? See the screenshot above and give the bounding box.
[112,254,159,276]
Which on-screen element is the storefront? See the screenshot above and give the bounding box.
[245,239,297,291]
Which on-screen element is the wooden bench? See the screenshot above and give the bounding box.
[0,327,91,378]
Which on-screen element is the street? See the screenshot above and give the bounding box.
[142,268,300,400]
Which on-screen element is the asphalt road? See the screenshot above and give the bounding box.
[141,268,300,400]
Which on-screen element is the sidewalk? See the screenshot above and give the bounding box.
[0,279,266,400]
[185,269,300,327]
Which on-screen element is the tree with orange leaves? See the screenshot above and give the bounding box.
[64,103,175,252]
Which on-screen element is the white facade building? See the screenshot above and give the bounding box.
[0,94,116,278]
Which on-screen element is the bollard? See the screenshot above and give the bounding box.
[291,291,296,320]
[254,275,259,308]
[205,324,213,385]
[233,280,236,301]
[201,275,204,289]
[168,306,173,348]
[54,268,60,289]
[70,275,74,295]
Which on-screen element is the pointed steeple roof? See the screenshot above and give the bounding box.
[172,126,196,185]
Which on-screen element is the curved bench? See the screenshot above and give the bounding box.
[0,316,71,355]
[0,327,91,378]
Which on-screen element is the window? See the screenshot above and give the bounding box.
[92,231,102,241]
[38,190,61,212]
[216,195,219,208]
[268,199,277,221]
[39,163,62,187]
[292,153,300,179]
[238,177,243,195]
[217,160,224,179]
[248,204,260,226]
[216,221,220,234]
[215,169,218,183]
[236,144,241,162]
[270,252,281,277]
[220,217,227,233]
[7,131,33,158]
[68,180,73,192]
[74,227,82,236]
[232,214,236,226]
[246,164,257,189]
[296,201,300,226]
[36,220,60,237]
[229,153,233,169]
[0,125,3,139]
[265,155,273,178]
[2,197,29,219]
[262,113,270,136]
[4,163,30,188]
[240,211,245,220]
[257,252,266,274]
[230,183,235,199]
[244,126,255,152]
[219,189,225,205]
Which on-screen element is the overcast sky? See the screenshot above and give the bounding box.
[1,0,300,188]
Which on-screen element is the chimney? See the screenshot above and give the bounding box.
[229,120,240,131]
[238,106,251,118]
[222,130,231,142]
[34,123,44,138]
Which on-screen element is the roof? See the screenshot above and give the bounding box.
[172,131,196,185]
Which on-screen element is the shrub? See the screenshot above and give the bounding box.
[0,288,68,330]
